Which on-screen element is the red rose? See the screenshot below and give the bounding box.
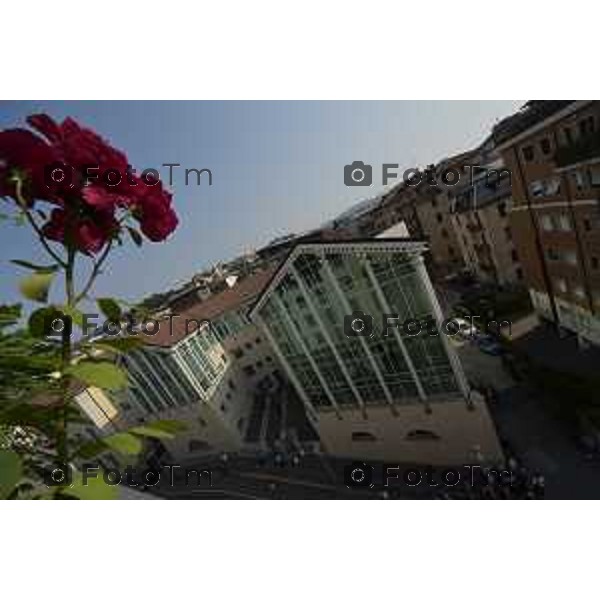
[2,114,178,252]
[128,176,178,241]
[42,207,118,255]
[0,128,57,203]
[28,114,128,177]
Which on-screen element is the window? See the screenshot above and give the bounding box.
[441,228,448,238]
[563,126,573,145]
[530,180,545,197]
[516,267,523,280]
[555,278,568,294]
[573,171,585,190]
[589,165,600,187]
[540,138,552,155]
[256,360,263,369]
[242,365,256,377]
[497,202,507,218]
[232,347,244,359]
[584,219,592,231]
[228,380,236,391]
[351,431,377,442]
[522,145,535,161]
[448,245,455,257]
[244,342,253,350]
[511,249,519,263]
[558,214,572,231]
[579,116,595,137]
[504,226,512,241]
[436,213,443,223]
[565,251,577,266]
[265,356,273,363]
[592,257,599,270]
[255,337,262,344]
[220,403,228,413]
[546,177,561,196]
[431,197,437,208]
[541,214,553,231]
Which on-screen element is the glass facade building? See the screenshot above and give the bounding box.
[120,324,228,415]
[251,241,469,419]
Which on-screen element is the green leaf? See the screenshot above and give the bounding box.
[0,450,23,499]
[132,419,187,438]
[75,431,144,460]
[11,259,60,274]
[90,337,144,354]
[66,360,128,391]
[59,304,84,327]
[0,304,22,329]
[102,432,143,456]
[28,306,65,338]
[19,272,55,303]
[97,298,122,322]
[130,425,175,440]
[62,471,119,500]
[127,226,143,247]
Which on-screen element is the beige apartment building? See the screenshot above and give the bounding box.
[493,101,600,345]
[449,150,523,286]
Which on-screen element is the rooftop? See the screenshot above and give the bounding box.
[492,101,575,146]
[141,267,278,348]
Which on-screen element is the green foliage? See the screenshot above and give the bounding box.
[0,305,61,402]
[87,336,144,355]
[28,306,64,338]
[0,450,22,499]
[62,470,119,500]
[97,297,122,322]
[65,360,128,391]
[130,419,187,439]
[101,432,143,456]
[19,272,55,303]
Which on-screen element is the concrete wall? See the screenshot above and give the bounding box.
[315,395,503,466]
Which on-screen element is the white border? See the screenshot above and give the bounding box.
[2,502,597,600]
[2,1,599,99]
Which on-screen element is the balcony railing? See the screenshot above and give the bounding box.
[554,131,600,168]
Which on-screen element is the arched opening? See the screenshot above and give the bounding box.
[351,431,378,442]
[405,429,440,441]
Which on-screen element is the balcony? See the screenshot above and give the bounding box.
[555,131,600,168]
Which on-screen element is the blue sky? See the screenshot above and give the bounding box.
[0,100,521,306]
